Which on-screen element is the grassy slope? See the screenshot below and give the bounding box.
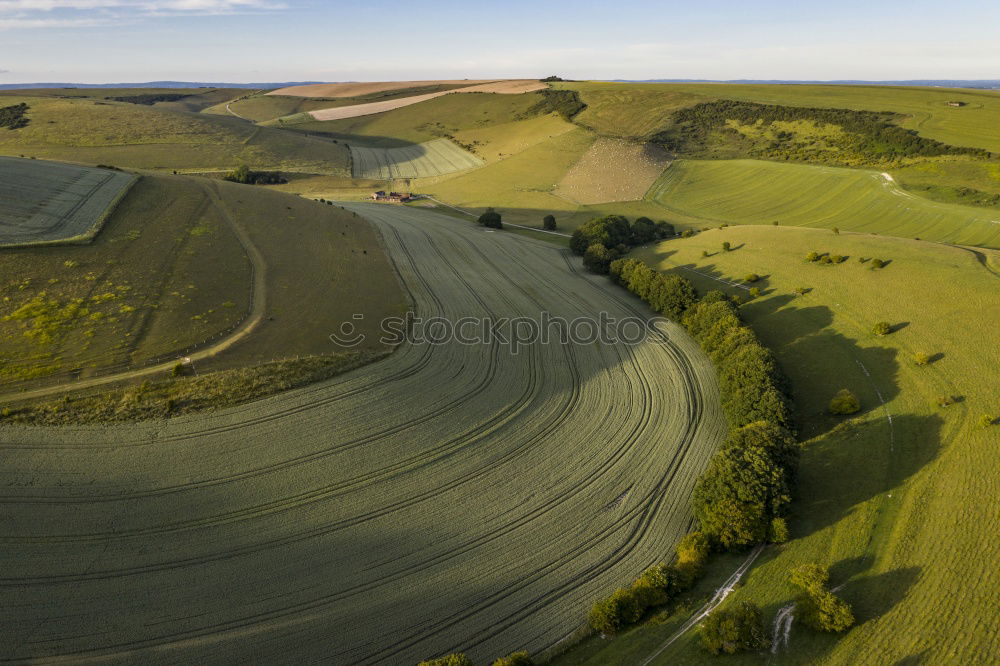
[0,174,251,386]
[557,226,999,664]
[557,82,1000,153]
[643,159,1000,247]
[197,190,408,371]
[0,95,350,173]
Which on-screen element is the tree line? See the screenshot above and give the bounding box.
[105,93,191,105]
[0,103,29,130]
[223,164,288,185]
[525,89,587,121]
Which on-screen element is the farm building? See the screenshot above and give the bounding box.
[372,191,413,203]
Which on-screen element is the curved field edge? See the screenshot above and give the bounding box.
[0,204,726,665]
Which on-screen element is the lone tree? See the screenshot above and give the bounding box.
[478,208,503,229]
[722,241,731,252]
[829,389,861,415]
[872,321,893,336]
[542,214,557,231]
[699,602,771,655]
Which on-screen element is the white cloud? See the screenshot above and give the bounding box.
[0,0,285,29]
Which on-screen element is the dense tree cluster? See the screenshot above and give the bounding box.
[0,103,29,130]
[525,89,586,120]
[477,208,503,229]
[692,421,798,548]
[105,93,191,105]
[789,564,855,633]
[223,164,288,185]
[572,216,675,274]
[699,601,771,655]
[652,100,989,166]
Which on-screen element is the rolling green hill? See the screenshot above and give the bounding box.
[0,94,350,173]
[645,159,1000,247]
[556,225,999,665]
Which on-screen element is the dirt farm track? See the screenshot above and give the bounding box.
[0,205,725,664]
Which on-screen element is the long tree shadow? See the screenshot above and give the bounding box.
[841,566,922,627]
[790,413,943,538]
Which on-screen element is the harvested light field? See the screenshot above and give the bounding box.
[268,80,501,98]
[0,157,135,245]
[301,80,547,122]
[0,204,726,665]
[350,138,483,179]
[647,159,1000,247]
[555,139,671,204]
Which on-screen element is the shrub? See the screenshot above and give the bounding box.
[819,255,833,264]
[833,227,840,234]
[794,286,809,295]
[936,395,955,407]
[872,321,892,336]
[676,531,712,581]
[418,654,474,666]
[770,516,790,543]
[748,287,760,299]
[478,208,503,229]
[701,250,709,258]
[829,389,861,415]
[980,414,996,428]
[870,258,886,269]
[492,651,533,666]
[681,229,696,238]
[722,241,731,252]
[806,251,820,262]
[913,352,931,366]
[631,563,678,608]
[588,587,642,634]
[831,254,846,263]
[699,602,771,655]
[789,563,855,633]
[542,214,557,231]
[798,590,855,633]
[744,273,760,283]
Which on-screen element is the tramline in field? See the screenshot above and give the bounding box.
[350,138,484,179]
[0,156,135,246]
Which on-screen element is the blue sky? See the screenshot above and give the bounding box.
[1,0,998,83]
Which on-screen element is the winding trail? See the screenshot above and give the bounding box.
[0,181,267,405]
[0,205,726,665]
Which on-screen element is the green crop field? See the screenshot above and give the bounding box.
[561,225,999,665]
[644,159,1000,247]
[0,157,135,245]
[350,138,483,179]
[0,204,727,665]
[0,93,350,173]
